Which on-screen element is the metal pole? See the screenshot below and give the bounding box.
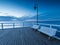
[34,0,38,25]
[37,4,38,25]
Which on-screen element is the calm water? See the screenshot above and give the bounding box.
[38,21,60,25]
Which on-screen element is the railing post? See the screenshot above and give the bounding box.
[50,25,52,29]
[23,22,24,27]
[1,23,3,30]
[13,23,15,28]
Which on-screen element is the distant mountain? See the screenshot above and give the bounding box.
[0,16,18,21]
[17,16,32,21]
[0,16,32,21]
[0,12,60,21]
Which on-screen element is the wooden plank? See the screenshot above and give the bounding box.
[0,27,60,45]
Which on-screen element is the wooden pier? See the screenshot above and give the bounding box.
[0,27,60,45]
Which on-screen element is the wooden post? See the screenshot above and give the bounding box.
[50,25,52,30]
[23,22,24,27]
[1,23,3,30]
[13,23,15,28]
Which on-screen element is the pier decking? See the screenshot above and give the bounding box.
[0,27,60,45]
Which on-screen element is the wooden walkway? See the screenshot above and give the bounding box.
[0,27,60,45]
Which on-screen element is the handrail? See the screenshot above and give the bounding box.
[0,23,23,30]
[32,23,60,31]
[39,23,60,27]
[36,23,60,31]
[0,22,60,30]
[0,23,15,30]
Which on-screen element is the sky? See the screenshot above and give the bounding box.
[0,0,36,17]
[0,0,60,20]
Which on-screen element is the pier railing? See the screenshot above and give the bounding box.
[0,23,15,30]
[0,23,25,30]
[31,22,60,31]
[0,21,32,30]
[0,22,60,31]
[38,23,60,30]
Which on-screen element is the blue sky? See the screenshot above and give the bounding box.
[0,0,60,20]
[0,0,35,17]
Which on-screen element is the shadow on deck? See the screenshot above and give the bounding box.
[0,27,60,45]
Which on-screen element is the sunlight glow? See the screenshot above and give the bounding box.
[0,7,36,18]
